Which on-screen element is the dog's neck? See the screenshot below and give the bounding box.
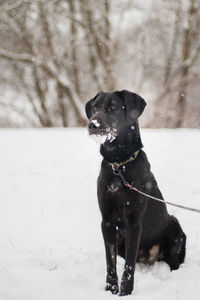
[100,125,143,164]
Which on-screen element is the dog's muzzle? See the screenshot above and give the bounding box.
[88,117,118,143]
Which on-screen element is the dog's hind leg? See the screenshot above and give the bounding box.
[162,216,186,270]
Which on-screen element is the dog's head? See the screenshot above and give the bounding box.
[85,90,146,144]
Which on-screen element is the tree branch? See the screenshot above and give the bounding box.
[0,48,86,122]
[0,48,34,63]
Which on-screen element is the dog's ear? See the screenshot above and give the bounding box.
[117,90,146,119]
[85,93,99,119]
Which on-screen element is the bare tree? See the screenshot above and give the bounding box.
[130,0,200,128]
[0,0,119,126]
[175,0,200,127]
[0,0,199,128]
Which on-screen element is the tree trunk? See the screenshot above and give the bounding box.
[175,0,195,127]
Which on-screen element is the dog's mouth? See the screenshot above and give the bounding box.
[90,130,117,144]
[88,120,117,144]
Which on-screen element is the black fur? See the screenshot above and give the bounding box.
[85,90,186,296]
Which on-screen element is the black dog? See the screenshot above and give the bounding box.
[85,90,186,296]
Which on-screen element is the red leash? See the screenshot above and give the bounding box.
[112,168,200,214]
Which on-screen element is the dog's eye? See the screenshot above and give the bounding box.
[92,108,97,115]
[107,103,116,112]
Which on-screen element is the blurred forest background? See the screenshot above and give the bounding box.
[0,0,199,128]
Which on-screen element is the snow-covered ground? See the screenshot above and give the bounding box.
[0,128,200,300]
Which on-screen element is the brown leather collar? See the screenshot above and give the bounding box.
[108,150,140,170]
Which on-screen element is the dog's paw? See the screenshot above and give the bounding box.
[119,268,134,296]
[105,282,119,294]
[105,269,119,294]
[119,282,133,296]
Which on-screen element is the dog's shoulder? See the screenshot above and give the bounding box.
[134,150,151,172]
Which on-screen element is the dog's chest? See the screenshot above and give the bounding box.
[107,177,123,193]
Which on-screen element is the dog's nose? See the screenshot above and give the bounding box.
[88,122,97,130]
[88,120,101,131]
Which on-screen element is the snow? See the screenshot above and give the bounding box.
[90,127,117,144]
[91,120,101,128]
[0,128,200,300]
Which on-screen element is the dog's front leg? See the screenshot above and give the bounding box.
[101,219,119,294]
[120,219,142,296]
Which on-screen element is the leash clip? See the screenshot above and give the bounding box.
[112,165,127,184]
[112,163,120,171]
[112,163,120,176]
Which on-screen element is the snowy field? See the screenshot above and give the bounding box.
[0,128,200,300]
